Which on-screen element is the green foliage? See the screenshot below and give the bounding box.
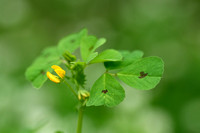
[104,50,144,70]
[25,47,62,88]
[25,29,87,88]
[86,73,125,107]
[58,29,87,54]
[80,34,106,63]
[25,29,164,107]
[25,29,164,133]
[89,49,123,64]
[117,57,164,90]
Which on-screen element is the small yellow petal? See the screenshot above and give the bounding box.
[46,71,61,83]
[51,65,66,79]
[54,69,66,79]
[51,65,62,70]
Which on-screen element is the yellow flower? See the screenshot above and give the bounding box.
[46,65,66,83]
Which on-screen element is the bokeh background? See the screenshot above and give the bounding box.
[0,0,200,133]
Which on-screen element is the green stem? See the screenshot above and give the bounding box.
[63,80,77,97]
[76,106,85,133]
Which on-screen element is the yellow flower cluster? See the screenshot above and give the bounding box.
[46,65,66,83]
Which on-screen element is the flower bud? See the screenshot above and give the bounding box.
[63,51,76,62]
[78,89,90,100]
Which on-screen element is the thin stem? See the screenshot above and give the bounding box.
[76,106,85,133]
[63,80,77,97]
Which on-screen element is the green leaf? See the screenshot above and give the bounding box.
[104,50,144,70]
[86,73,125,107]
[92,38,106,51]
[89,49,122,64]
[58,29,87,55]
[25,65,49,89]
[80,35,106,63]
[25,47,62,88]
[86,52,98,63]
[80,35,97,61]
[85,38,106,63]
[117,56,164,90]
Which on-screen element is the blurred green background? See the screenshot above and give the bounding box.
[0,0,200,133]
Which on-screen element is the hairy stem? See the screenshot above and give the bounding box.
[76,106,85,133]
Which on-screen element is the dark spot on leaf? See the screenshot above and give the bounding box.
[44,53,50,57]
[89,46,94,51]
[102,89,108,94]
[70,39,75,43]
[40,70,46,75]
[139,71,148,79]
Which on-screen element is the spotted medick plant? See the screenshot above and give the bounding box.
[25,29,164,133]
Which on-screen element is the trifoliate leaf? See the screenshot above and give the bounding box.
[80,34,106,63]
[89,49,122,64]
[26,64,52,88]
[86,73,125,107]
[58,29,87,55]
[80,35,97,61]
[25,47,62,89]
[85,38,106,63]
[104,50,144,70]
[117,56,164,90]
